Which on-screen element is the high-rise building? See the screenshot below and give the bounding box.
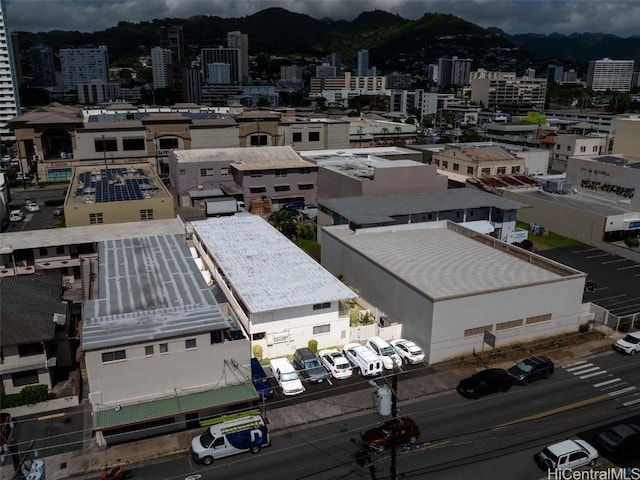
[325,53,341,74]
[28,44,56,87]
[227,31,249,83]
[547,64,564,83]
[587,58,635,92]
[525,68,536,79]
[207,63,231,84]
[438,56,472,87]
[60,46,109,92]
[471,76,547,110]
[0,0,20,139]
[357,49,369,77]
[315,63,336,78]
[280,65,304,81]
[160,26,184,65]
[151,47,173,89]
[201,47,241,84]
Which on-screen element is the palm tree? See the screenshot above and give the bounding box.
[268,209,298,239]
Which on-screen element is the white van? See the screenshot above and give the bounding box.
[366,336,402,370]
[343,343,383,377]
[269,357,305,396]
[191,414,269,465]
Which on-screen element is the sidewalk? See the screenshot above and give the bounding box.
[0,334,620,480]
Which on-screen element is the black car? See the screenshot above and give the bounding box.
[282,200,306,211]
[596,423,640,455]
[508,356,555,385]
[456,368,513,399]
[293,347,329,383]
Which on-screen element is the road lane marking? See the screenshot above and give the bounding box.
[618,264,640,270]
[594,378,622,387]
[579,371,608,379]
[602,259,628,264]
[623,398,640,407]
[567,363,594,372]
[565,360,587,368]
[37,413,64,421]
[493,394,610,429]
[573,367,601,375]
[608,386,637,397]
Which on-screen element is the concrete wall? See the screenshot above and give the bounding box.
[85,332,250,407]
[0,346,52,395]
[612,116,640,155]
[235,169,318,208]
[65,196,175,227]
[190,126,239,149]
[514,149,549,176]
[279,122,350,150]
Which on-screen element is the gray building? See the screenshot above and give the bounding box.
[28,44,56,87]
[60,46,109,93]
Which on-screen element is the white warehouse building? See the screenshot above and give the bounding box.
[320,221,590,364]
[190,215,357,358]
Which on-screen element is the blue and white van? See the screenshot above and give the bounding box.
[191,414,269,465]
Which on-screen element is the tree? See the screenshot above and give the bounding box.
[257,97,271,108]
[268,210,298,239]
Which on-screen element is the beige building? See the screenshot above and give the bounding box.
[612,115,640,155]
[471,76,547,110]
[432,144,525,177]
[64,164,175,227]
[550,134,608,172]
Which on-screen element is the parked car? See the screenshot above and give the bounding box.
[365,336,402,370]
[293,348,329,383]
[16,173,33,182]
[319,349,353,379]
[508,356,554,385]
[361,416,420,452]
[281,200,306,211]
[343,343,383,377]
[534,439,598,471]
[25,202,40,212]
[456,368,513,399]
[269,357,305,396]
[250,358,274,400]
[1,413,13,445]
[612,332,640,355]
[9,209,24,222]
[389,339,425,365]
[596,423,640,454]
[53,207,64,217]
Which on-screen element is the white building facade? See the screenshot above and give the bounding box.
[587,58,635,92]
[60,46,109,92]
[151,46,172,89]
[0,0,20,139]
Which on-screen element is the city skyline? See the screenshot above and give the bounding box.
[4,0,639,37]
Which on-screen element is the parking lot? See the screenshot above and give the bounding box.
[3,188,66,233]
[539,245,640,317]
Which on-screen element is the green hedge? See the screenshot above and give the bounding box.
[1,385,51,408]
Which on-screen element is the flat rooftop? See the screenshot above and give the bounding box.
[301,146,418,158]
[509,189,638,217]
[322,222,583,301]
[0,218,186,252]
[173,145,315,170]
[82,233,229,351]
[314,156,426,181]
[320,189,528,225]
[191,215,356,313]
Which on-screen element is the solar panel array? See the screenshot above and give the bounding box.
[75,168,158,203]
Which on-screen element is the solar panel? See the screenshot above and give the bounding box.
[75,167,156,203]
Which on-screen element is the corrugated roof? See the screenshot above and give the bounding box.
[174,146,315,170]
[320,189,527,225]
[323,223,581,301]
[0,273,68,347]
[191,216,356,313]
[94,383,257,430]
[82,234,230,351]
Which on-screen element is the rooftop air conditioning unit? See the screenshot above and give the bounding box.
[197,185,204,190]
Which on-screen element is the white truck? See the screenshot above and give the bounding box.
[269,357,305,396]
[191,413,269,465]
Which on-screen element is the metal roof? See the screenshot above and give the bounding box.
[82,234,230,351]
[511,190,638,216]
[94,383,257,430]
[315,157,425,181]
[173,146,315,170]
[322,222,581,301]
[320,189,528,225]
[191,215,356,313]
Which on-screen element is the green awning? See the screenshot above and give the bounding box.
[94,383,258,430]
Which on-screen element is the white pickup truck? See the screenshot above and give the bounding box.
[269,357,305,396]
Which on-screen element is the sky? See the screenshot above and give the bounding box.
[4,0,639,37]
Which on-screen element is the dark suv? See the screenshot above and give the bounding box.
[361,416,420,452]
[508,356,554,385]
[293,348,329,383]
[456,368,513,399]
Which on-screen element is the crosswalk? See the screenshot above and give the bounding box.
[564,360,640,407]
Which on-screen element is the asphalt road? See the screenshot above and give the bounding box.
[91,351,640,480]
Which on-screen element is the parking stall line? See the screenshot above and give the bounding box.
[618,264,640,271]
[593,378,622,388]
[587,254,611,259]
[623,398,640,407]
[608,386,637,397]
[579,370,608,379]
[602,259,628,265]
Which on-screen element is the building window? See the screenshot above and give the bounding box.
[274,169,288,178]
[252,332,266,341]
[220,167,230,176]
[292,132,302,142]
[179,169,186,177]
[313,324,330,335]
[453,163,459,171]
[480,168,491,176]
[145,345,154,356]
[299,168,312,174]
[159,138,179,149]
[497,167,506,175]
[56,246,65,255]
[274,185,290,192]
[12,370,39,387]
[526,313,552,325]
[159,343,169,353]
[249,186,266,194]
[580,146,586,152]
[298,183,314,190]
[496,319,523,331]
[200,168,214,177]
[39,247,48,256]
[122,138,145,151]
[210,330,224,344]
[511,166,520,174]
[89,213,104,224]
[434,159,440,166]
[250,135,268,146]
[467,166,474,174]
[442,161,448,169]
[102,350,126,362]
[140,209,154,220]
[18,343,44,357]
[567,145,571,151]
[185,339,197,350]
[250,170,263,178]
[593,146,598,152]
[556,144,561,150]
[463,325,492,337]
[308,132,320,142]
[313,302,331,310]
[94,138,117,153]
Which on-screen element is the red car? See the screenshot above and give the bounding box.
[361,416,420,452]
